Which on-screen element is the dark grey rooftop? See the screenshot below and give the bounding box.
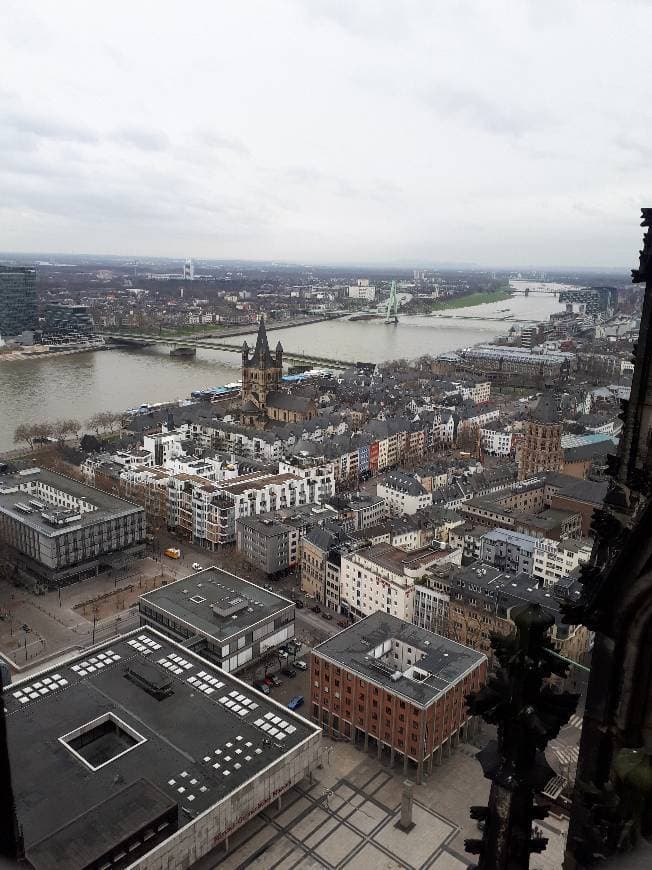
[313,612,486,707]
[5,627,318,860]
[0,467,143,536]
[237,514,292,538]
[139,567,293,641]
[544,472,608,505]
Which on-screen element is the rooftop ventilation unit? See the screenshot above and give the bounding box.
[390,671,402,682]
[124,660,173,700]
[213,597,248,619]
[40,508,82,526]
[14,502,33,513]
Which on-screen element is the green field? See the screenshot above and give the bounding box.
[428,288,513,312]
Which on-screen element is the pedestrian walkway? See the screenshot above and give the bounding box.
[205,740,568,870]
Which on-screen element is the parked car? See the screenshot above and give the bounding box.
[311,604,321,613]
[281,667,297,678]
[294,660,307,671]
[294,600,304,609]
[269,675,282,687]
[278,650,288,659]
[252,680,270,694]
[337,619,348,628]
[191,562,203,570]
[321,612,333,621]
[287,695,304,710]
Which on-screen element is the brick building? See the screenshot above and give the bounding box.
[517,392,564,480]
[310,613,487,782]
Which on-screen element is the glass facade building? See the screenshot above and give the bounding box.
[0,267,37,340]
[41,303,97,344]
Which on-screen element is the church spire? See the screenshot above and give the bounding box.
[465,603,578,869]
[249,317,275,368]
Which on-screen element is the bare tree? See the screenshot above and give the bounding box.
[66,418,82,442]
[108,412,123,432]
[14,423,35,451]
[52,419,69,444]
[87,413,104,434]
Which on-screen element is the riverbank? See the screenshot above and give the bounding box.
[100,312,348,341]
[0,342,108,363]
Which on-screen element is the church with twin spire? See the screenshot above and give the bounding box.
[240,318,316,428]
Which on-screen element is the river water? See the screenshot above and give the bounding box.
[0,293,563,452]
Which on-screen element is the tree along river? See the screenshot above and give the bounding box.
[0,293,563,453]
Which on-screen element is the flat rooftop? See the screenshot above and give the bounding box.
[0,467,142,536]
[353,544,446,575]
[5,627,318,863]
[139,567,293,641]
[219,472,299,496]
[313,612,486,707]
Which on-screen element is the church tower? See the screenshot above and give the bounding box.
[241,318,282,424]
[517,391,563,480]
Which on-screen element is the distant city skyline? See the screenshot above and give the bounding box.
[1,1,650,267]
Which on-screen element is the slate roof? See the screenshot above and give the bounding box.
[266,392,314,412]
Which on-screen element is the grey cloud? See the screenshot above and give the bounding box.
[195,130,250,157]
[3,109,98,144]
[424,85,543,138]
[299,0,411,39]
[282,165,401,203]
[111,127,170,151]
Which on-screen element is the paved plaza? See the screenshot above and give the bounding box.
[204,739,568,870]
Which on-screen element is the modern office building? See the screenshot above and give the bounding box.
[138,567,295,672]
[0,467,146,587]
[236,514,300,576]
[40,303,98,345]
[479,528,537,576]
[310,613,486,782]
[0,266,37,341]
[4,627,321,870]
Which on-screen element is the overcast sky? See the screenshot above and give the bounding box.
[1,1,651,267]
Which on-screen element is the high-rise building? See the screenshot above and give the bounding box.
[0,266,37,341]
[40,303,98,345]
[183,258,194,280]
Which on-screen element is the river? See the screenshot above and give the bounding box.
[0,293,564,453]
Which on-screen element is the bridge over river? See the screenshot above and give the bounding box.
[102,333,351,369]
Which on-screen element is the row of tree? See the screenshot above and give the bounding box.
[14,411,124,450]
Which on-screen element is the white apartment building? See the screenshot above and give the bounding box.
[143,430,184,465]
[456,408,501,436]
[348,278,376,301]
[480,426,513,456]
[277,460,336,503]
[447,381,492,404]
[479,528,536,575]
[377,471,433,516]
[532,538,592,587]
[340,544,450,622]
